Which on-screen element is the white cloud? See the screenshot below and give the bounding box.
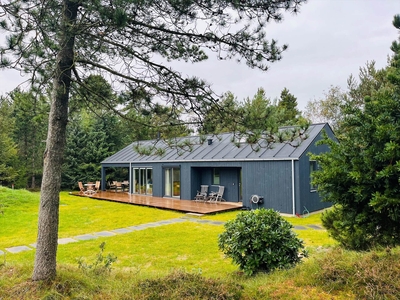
[1,0,399,111]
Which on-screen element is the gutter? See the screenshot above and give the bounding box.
[129,162,132,194]
[101,157,300,165]
[291,159,295,216]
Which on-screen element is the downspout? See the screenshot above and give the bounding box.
[129,162,132,194]
[291,159,295,216]
[101,166,106,191]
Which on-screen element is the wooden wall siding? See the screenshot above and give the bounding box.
[101,124,336,214]
[241,161,293,214]
[297,127,334,213]
[152,164,163,197]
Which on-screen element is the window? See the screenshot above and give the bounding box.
[164,167,180,197]
[132,167,153,195]
[213,168,220,185]
[310,160,318,191]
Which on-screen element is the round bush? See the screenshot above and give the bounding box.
[218,208,307,275]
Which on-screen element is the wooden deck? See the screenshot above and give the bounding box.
[72,191,243,214]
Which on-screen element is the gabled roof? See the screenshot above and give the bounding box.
[101,123,331,164]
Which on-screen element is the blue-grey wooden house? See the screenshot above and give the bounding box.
[101,123,334,215]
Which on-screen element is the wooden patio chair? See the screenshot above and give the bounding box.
[94,181,100,193]
[194,185,208,202]
[115,181,123,192]
[78,181,87,194]
[108,181,117,191]
[207,186,225,202]
[122,180,129,192]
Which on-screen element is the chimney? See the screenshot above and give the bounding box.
[207,138,213,145]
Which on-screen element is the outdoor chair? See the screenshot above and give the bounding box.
[78,181,87,195]
[122,180,129,191]
[207,186,225,202]
[94,181,100,193]
[115,181,123,192]
[108,181,117,191]
[107,181,113,190]
[194,185,208,202]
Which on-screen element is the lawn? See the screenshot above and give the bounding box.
[0,187,334,251]
[0,187,183,249]
[0,186,333,277]
[1,187,399,299]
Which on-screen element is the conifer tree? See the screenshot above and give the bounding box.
[312,15,400,250]
[0,0,306,280]
[0,97,18,185]
[277,87,300,124]
[10,89,49,189]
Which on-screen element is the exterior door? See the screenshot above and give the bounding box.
[220,167,241,202]
[164,167,180,198]
[132,167,153,195]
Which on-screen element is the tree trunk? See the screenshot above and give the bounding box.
[31,174,35,190]
[32,0,78,281]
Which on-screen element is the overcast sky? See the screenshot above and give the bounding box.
[0,0,399,112]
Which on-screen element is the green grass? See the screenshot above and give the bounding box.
[1,187,399,299]
[0,187,183,248]
[204,209,336,248]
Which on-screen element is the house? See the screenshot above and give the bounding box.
[100,123,334,215]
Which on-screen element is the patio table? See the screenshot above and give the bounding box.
[84,183,96,194]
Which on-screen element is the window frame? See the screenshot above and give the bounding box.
[213,168,220,185]
[309,160,318,192]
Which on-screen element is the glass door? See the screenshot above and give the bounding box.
[133,168,139,193]
[146,168,153,194]
[132,167,152,195]
[164,168,171,196]
[164,167,180,198]
[172,168,180,197]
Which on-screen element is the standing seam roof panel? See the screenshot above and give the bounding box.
[101,124,329,164]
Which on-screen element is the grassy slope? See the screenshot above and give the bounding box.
[0,188,183,248]
[1,187,399,299]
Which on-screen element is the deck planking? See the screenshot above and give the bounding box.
[72,191,243,214]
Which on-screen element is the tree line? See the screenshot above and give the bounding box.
[1,0,398,283]
[0,81,303,190]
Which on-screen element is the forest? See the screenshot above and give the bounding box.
[0,82,304,191]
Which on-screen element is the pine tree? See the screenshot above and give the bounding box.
[0,0,306,280]
[0,97,18,185]
[311,15,400,250]
[277,87,300,125]
[10,89,49,189]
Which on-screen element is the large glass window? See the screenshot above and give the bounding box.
[133,168,140,193]
[132,167,153,195]
[310,160,318,191]
[173,168,180,197]
[165,169,171,196]
[147,168,153,194]
[164,167,180,197]
[213,168,220,185]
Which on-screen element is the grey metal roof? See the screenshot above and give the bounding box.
[101,123,330,164]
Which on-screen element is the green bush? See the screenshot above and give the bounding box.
[77,242,117,275]
[136,270,243,299]
[314,247,400,299]
[218,208,307,275]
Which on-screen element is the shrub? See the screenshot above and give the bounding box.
[136,269,243,299]
[218,208,307,275]
[77,242,117,275]
[314,247,400,299]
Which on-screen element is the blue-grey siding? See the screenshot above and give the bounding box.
[297,127,335,213]
[101,123,335,215]
[241,160,293,213]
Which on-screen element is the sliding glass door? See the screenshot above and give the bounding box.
[164,167,180,198]
[132,167,153,195]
